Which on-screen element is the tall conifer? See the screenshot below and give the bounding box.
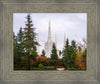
[51,43,58,60]
[23,14,38,70]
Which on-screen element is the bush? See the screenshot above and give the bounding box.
[63,63,68,68]
[30,68,45,70]
[30,59,38,67]
[36,56,64,67]
[14,67,27,70]
[37,56,46,62]
[49,59,63,66]
[37,57,51,66]
[38,63,44,68]
[54,66,64,68]
[68,67,77,70]
[44,66,55,70]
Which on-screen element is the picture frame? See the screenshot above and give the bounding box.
[0,0,100,84]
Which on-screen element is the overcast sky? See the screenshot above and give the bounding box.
[13,13,87,54]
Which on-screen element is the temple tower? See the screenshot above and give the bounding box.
[64,33,66,47]
[44,21,53,58]
[55,33,60,58]
[48,21,52,42]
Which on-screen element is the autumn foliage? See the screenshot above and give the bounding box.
[75,51,86,70]
[37,56,46,62]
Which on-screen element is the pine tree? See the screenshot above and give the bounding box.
[41,50,46,57]
[13,32,18,44]
[62,38,70,68]
[62,38,69,57]
[78,46,82,52]
[51,43,58,60]
[13,32,22,69]
[13,32,18,65]
[17,27,23,43]
[23,14,38,70]
[70,40,77,68]
[62,39,77,69]
[17,27,25,56]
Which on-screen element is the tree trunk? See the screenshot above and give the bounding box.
[28,56,30,70]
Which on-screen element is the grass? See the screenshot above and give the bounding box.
[14,67,27,70]
[14,66,85,71]
[14,66,56,70]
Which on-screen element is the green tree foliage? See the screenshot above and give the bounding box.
[62,38,70,68]
[41,50,46,57]
[59,50,62,56]
[23,14,38,70]
[13,32,22,68]
[14,29,27,69]
[17,27,23,43]
[13,32,18,64]
[70,40,77,68]
[82,48,87,69]
[78,46,82,52]
[38,63,44,68]
[13,32,17,44]
[62,39,77,68]
[17,27,25,56]
[51,43,58,60]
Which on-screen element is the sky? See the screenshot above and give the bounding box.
[13,13,87,54]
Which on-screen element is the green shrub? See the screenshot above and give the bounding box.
[68,67,77,70]
[49,59,63,66]
[44,66,55,70]
[38,63,44,68]
[30,68,45,70]
[14,67,27,70]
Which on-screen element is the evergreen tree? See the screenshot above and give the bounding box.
[62,38,70,68]
[17,27,25,56]
[17,27,23,43]
[51,43,58,60]
[13,32,18,44]
[62,38,69,57]
[59,50,62,56]
[70,40,77,68]
[13,32,22,68]
[13,32,18,65]
[41,50,46,57]
[78,46,82,52]
[62,39,77,68]
[23,14,38,70]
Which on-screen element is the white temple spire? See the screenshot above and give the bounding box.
[48,20,52,42]
[44,20,53,58]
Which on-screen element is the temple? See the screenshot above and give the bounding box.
[37,21,66,58]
